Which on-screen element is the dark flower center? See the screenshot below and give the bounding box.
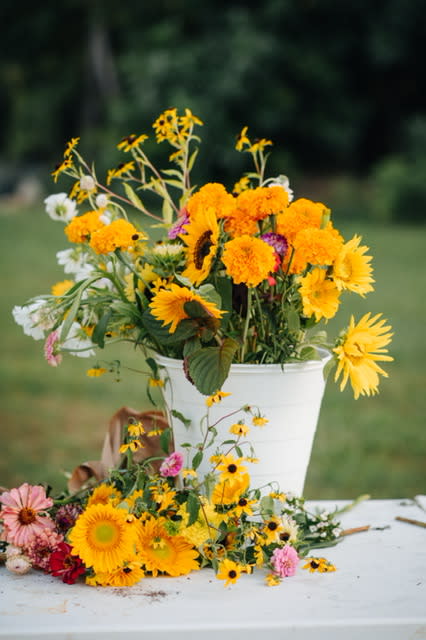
[229,570,237,579]
[123,567,132,574]
[311,560,320,569]
[267,521,278,531]
[238,498,248,507]
[227,464,238,474]
[194,230,213,269]
[18,507,37,525]
[280,532,290,542]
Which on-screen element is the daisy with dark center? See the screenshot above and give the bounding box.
[117,134,148,152]
[180,208,220,285]
[216,558,243,586]
[302,557,336,573]
[149,283,223,333]
[262,516,284,544]
[216,454,247,485]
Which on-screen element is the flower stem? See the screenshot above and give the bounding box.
[240,288,252,362]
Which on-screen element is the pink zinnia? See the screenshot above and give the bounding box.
[44,330,62,367]
[271,545,299,578]
[0,483,55,547]
[26,528,64,572]
[167,209,189,239]
[159,451,184,477]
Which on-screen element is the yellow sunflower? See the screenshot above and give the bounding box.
[137,517,200,577]
[299,268,341,321]
[180,207,220,285]
[222,235,276,288]
[86,483,123,508]
[333,313,393,399]
[212,473,250,506]
[68,503,138,574]
[332,234,375,296]
[149,283,223,333]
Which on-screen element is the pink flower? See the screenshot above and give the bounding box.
[271,545,299,578]
[0,483,55,547]
[159,451,184,477]
[25,528,64,571]
[44,330,62,367]
[167,209,189,239]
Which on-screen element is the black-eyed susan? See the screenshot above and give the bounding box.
[137,516,200,577]
[149,283,223,333]
[86,366,108,378]
[180,207,220,285]
[229,422,250,437]
[262,516,284,544]
[216,558,243,586]
[333,313,393,399]
[117,134,148,152]
[252,415,268,427]
[212,473,250,506]
[68,503,138,574]
[216,454,247,485]
[205,390,231,407]
[302,557,336,573]
[87,557,145,587]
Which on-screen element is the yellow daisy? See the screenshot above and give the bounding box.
[229,422,250,437]
[137,517,200,577]
[332,234,375,296]
[216,454,247,485]
[87,558,145,587]
[68,503,138,574]
[216,558,242,586]
[180,207,220,285]
[334,313,393,399]
[212,473,250,506]
[149,283,223,333]
[86,484,123,507]
[205,390,231,407]
[299,268,341,321]
[51,279,74,297]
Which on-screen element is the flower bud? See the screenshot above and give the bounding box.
[96,193,109,209]
[6,555,32,575]
[80,175,96,192]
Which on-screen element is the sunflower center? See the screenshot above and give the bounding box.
[268,521,278,531]
[311,560,320,569]
[18,507,37,525]
[238,498,248,507]
[227,464,238,474]
[280,532,290,542]
[92,521,120,547]
[194,230,213,269]
[228,570,237,579]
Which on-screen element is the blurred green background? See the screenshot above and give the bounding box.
[1,1,425,499]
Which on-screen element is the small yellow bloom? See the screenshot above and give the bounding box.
[127,421,145,437]
[205,391,231,407]
[216,454,247,485]
[235,126,250,151]
[51,279,74,297]
[265,573,281,586]
[229,422,250,437]
[63,137,80,158]
[252,415,269,427]
[119,440,144,454]
[181,468,197,479]
[51,157,73,182]
[149,377,164,388]
[87,367,108,378]
[302,557,336,573]
[216,558,243,586]
[117,134,148,152]
[106,161,135,185]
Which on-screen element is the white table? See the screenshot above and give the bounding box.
[1,499,425,639]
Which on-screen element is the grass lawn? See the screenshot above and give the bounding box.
[1,202,425,499]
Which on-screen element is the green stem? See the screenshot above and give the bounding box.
[240,288,252,362]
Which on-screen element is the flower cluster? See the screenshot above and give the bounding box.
[0,402,342,588]
[13,107,393,400]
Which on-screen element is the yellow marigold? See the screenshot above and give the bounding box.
[149,283,224,333]
[186,183,236,220]
[89,219,140,255]
[275,198,326,244]
[333,313,393,400]
[51,279,74,296]
[287,226,344,274]
[299,268,341,321]
[222,235,276,287]
[65,210,105,244]
[332,234,375,296]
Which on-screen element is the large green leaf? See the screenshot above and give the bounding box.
[141,310,198,344]
[188,337,239,395]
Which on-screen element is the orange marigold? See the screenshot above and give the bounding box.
[276,198,325,244]
[89,219,140,255]
[65,210,105,244]
[187,183,235,220]
[222,235,276,287]
[286,226,344,275]
[235,186,288,221]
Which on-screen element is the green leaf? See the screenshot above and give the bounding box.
[92,309,113,348]
[171,409,191,428]
[191,450,203,470]
[187,148,199,172]
[160,428,172,454]
[187,492,200,526]
[123,182,145,211]
[162,199,173,225]
[259,495,274,517]
[142,310,197,344]
[287,307,300,333]
[188,337,239,395]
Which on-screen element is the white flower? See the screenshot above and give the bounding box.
[56,248,96,280]
[6,555,32,575]
[152,243,185,257]
[6,544,23,558]
[61,322,96,357]
[79,175,96,192]
[309,525,318,533]
[99,210,113,225]
[96,193,109,209]
[12,300,56,340]
[332,527,342,537]
[44,193,78,222]
[265,175,294,202]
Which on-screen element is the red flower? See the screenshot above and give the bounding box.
[49,542,86,584]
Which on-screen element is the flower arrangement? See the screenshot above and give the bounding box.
[12,107,393,398]
[1,400,350,587]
